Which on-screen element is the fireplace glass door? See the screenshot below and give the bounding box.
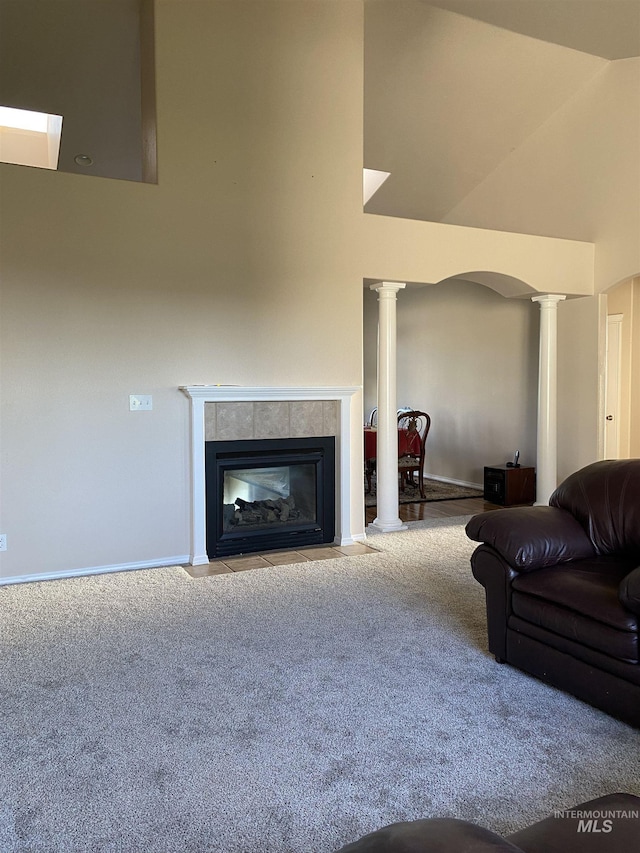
[223,463,316,533]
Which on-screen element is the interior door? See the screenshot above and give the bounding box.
[605,314,623,459]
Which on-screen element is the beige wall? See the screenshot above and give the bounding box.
[0,0,365,579]
[364,281,538,486]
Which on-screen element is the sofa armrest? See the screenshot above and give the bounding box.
[465,506,596,572]
[619,566,640,616]
[471,545,519,661]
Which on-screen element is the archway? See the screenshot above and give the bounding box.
[363,271,552,517]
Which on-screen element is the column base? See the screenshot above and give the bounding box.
[368,519,408,533]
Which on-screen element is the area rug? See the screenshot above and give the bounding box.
[1,518,638,853]
[365,474,483,505]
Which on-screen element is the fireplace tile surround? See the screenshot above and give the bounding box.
[181,386,361,565]
[204,400,338,442]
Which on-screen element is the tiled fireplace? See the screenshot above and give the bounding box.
[180,386,359,565]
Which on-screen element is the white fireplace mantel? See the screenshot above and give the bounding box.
[180,385,360,565]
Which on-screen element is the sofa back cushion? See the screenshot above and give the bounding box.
[550,460,640,556]
[336,818,525,852]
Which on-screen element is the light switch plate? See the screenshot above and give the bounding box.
[129,395,153,411]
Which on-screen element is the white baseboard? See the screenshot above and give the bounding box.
[424,472,483,491]
[0,555,191,587]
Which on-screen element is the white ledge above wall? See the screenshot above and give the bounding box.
[179,385,361,565]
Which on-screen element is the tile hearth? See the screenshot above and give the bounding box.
[183,542,377,577]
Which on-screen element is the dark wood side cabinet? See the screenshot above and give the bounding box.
[484,465,536,506]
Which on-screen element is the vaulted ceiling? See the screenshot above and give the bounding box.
[426,0,640,60]
[364,0,640,240]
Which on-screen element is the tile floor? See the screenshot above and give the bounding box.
[183,542,379,578]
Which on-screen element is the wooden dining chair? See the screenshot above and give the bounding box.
[397,410,431,498]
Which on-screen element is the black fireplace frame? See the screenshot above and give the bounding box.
[205,436,336,558]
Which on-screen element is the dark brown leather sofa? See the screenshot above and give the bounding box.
[336,793,640,852]
[466,459,640,727]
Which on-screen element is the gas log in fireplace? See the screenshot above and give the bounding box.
[205,436,336,558]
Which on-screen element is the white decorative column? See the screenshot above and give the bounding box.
[369,282,407,533]
[532,294,566,504]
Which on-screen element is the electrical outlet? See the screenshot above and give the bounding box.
[129,394,153,411]
[0,534,6,552]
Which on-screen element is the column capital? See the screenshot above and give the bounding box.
[370,281,407,296]
[531,294,567,307]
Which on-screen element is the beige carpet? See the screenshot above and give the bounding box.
[2,518,639,851]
